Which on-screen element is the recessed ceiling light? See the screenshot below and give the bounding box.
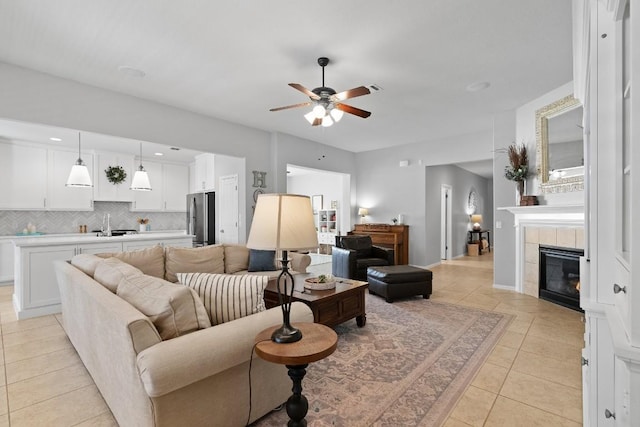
[50,137,62,141]
[118,65,146,78]
[154,152,164,156]
[466,81,491,92]
[170,147,180,151]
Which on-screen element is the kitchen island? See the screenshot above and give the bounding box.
[12,231,193,319]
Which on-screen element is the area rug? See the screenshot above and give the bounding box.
[253,294,512,427]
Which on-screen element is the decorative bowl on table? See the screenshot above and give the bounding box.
[304,275,336,290]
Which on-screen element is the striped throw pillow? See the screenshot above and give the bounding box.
[177,273,267,325]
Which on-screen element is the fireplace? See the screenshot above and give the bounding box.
[539,245,583,311]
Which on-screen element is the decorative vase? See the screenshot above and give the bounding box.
[139,224,146,233]
[516,180,525,206]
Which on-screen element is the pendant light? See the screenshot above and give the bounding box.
[130,142,152,191]
[66,132,93,187]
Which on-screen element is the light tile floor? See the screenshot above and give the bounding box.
[0,252,583,426]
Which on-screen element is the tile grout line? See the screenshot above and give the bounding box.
[0,307,12,427]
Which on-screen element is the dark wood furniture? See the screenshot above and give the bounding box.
[264,274,368,327]
[255,322,338,427]
[351,224,409,265]
[467,229,491,254]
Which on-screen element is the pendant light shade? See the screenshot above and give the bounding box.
[130,142,152,191]
[66,133,93,187]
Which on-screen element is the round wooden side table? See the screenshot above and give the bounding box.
[255,322,338,427]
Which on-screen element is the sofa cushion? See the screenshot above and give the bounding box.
[97,245,165,279]
[117,274,211,340]
[70,253,104,278]
[164,245,225,283]
[247,249,276,272]
[94,257,145,293]
[223,244,250,274]
[177,273,267,325]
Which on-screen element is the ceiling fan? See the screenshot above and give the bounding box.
[270,57,372,127]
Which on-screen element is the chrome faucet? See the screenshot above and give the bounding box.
[100,213,112,237]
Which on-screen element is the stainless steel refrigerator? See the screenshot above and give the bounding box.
[186,192,215,246]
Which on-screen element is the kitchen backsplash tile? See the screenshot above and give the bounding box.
[0,202,186,236]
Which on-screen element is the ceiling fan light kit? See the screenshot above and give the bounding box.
[270,57,372,127]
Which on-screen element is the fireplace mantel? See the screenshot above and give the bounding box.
[498,204,585,294]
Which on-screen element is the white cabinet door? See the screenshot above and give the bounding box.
[0,142,47,209]
[162,163,188,212]
[17,244,76,313]
[131,161,163,211]
[0,240,14,282]
[122,239,165,252]
[47,149,94,211]
[94,152,135,202]
[77,241,123,255]
[194,153,215,192]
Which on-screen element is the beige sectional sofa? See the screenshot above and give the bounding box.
[53,244,314,427]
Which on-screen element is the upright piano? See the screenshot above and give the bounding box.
[350,224,409,265]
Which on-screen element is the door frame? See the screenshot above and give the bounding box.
[441,184,452,260]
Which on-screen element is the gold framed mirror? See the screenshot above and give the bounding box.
[536,94,584,193]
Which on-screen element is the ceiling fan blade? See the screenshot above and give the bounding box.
[335,103,372,118]
[269,101,312,112]
[331,86,371,102]
[311,118,322,126]
[289,83,321,100]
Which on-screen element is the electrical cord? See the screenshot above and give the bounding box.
[246,338,271,426]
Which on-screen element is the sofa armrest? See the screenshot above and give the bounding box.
[136,302,314,397]
[372,246,395,265]
[289,252,311,273]
[331,246,356,279]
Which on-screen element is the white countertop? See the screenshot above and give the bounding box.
[8,231,192,247]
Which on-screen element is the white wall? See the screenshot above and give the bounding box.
[355,130,493,266]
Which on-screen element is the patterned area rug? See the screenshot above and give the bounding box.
[253,294,512,427]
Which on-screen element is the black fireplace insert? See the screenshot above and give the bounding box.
[539,245,583,311]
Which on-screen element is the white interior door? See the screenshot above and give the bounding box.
[440,185,452,260]
[218,175,239,244]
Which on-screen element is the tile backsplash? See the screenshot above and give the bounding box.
[0,202,186,236]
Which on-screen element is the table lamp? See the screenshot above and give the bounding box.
[471,214,483,231]
[247,194,318,343]
[358,207,369,224]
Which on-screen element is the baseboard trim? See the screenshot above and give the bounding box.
[493,283,515,291]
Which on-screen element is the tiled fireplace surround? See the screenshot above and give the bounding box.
[502,205,585,298]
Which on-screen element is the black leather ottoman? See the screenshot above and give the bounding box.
[367,265,433,303]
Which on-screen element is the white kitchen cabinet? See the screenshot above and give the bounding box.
[14,244,77,318]
[162,163,189,211]
[131,161,188,212]
[121,237,192,252]
[94,152,135,202]
[0,142,47,209]
[47,149,94,210]
[77,241,123,255]
[0,239,14,283]
[193,153,215,192]
[131,160,163,211]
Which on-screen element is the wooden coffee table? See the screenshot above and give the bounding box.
[263,274,368,327]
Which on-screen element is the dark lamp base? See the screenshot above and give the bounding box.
[271,324,303,343]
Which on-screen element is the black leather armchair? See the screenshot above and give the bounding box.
[332,235,394,281]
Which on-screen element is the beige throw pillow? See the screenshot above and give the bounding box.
[117,274,211,340]
[94,257,144,293]
[177,273,267,326]
[70,254,104,278]
[223,244,250,273]
[97,245,165,279]
[164,245,225,283]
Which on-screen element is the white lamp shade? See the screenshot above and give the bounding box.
[304,111,316,124]
[130,169,152,191]
[247,194,318,251]
[358,208,369,217]
[66,163,93,187]
[313,104,326,118]
[330,108,344,122]
[321,115,333,127]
